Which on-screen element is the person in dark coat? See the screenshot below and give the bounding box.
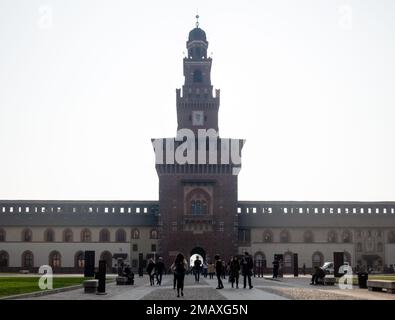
[123,264,134,285]
[215,254,224,289]
[241,252,254,289]
[229,256,240,288]
[310,266,326,285]
[171,253,188,297]
[155,257,165,286]
[146,258,156,286]
[272,259,279,278]
[193,256,202,282]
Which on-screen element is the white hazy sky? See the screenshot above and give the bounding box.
[0,0,394,201]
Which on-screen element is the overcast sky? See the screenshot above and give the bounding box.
[0,0,394,202]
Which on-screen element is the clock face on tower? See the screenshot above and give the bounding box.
[192,110,204,126]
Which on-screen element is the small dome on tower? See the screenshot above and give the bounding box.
[188,27,207,42]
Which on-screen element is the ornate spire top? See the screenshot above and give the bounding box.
[195,14,200,28]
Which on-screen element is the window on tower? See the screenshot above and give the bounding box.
[190,199,208,215]
[193,70,202,83]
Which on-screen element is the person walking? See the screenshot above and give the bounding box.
[155,257,165,286]
[146,258,156,286]
[302,263,306,276]
[172,253,188,297]
[229,256,240,288]
[215,254,224,289]
[241,252,254,289]
[193,256,202,282]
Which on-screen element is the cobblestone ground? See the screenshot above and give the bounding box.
[142,276,226,300]
[15,274,395,300]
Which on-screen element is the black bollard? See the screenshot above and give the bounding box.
[97,260,107,295]
[84,251,95,277]
[293,254,299,277]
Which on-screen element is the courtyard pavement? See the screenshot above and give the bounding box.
[11,273,395,300]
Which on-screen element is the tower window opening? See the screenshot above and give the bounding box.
[193,70,203,83]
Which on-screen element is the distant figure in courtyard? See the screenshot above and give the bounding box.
[241,252,254,289]
[146,258,156,286]
[230,256,240,288]
[222,260,227,279]
[208,261,215,279]
[310,266,326,285]
[302,263,306,275]
[155,257,165,286]
[193,256,202,282]
[278,259,284,278]
[172,253,188,298]
[203,261,208,278]
[272,259,279,278]
[215,254,224,289]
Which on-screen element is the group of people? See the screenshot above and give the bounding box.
[211,252,254,290]
[117,260,135,284]
[143,252,255,298]
[146,256,166,286]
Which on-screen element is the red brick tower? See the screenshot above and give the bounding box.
[152,18,245,267]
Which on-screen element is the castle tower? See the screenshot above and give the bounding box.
[152,17,245,266]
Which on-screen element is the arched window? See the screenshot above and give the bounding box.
[254,252,267,269]
[22,229,32,242]
[187,188,211,215]
[283,251,293,272]
[131,228,140,239]
[388,231,395,244]
[193,69,202,83]
[75,251,84,268]
[44,229,55,242]
[191,200,208,214]
[100,251,113,272]
[0,229,6,242]
[49,251,61,268]
[312,251,324,268]
[99,229,110,242]
[342,230,352,243]
[357,242,363,252]
[377,242,383,252]
[0,251,9,267]
[115,229,126,243]
[63,229,73,242]
[327,230,338,243]
[304,230,314,243]
[344,251,351,264]
[280,230,290,243]
[22,251,34,268]
[263,230,273,243]
[150,229,158,239]
[81,229,91,242]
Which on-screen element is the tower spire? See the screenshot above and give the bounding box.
[196,14,200,28]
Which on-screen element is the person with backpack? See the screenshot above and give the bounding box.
[171,253,188,297]
[215,254,224,289]
[241,252,254,289]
